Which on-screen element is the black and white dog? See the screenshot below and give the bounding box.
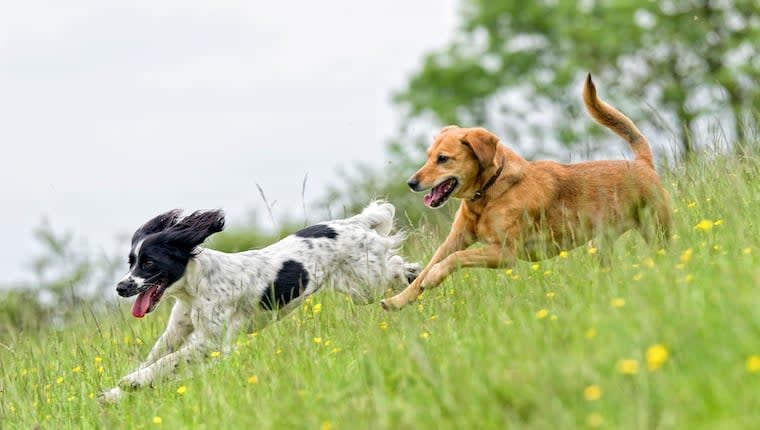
[100,201,419,402]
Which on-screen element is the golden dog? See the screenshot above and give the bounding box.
[381,74,671,310]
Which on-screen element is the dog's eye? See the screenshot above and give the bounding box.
[141,260,155,270]
[437,154,449,164]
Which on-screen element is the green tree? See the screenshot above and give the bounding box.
[396,0,760,156]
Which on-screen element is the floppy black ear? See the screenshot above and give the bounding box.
[163,210,225,253]
[132,209,183,246]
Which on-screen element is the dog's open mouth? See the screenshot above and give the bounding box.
[423,177,458,208]
[132,281,167,318]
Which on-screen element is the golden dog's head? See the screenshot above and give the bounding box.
[407,126,500,208]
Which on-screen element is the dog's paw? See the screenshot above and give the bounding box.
[118,369,152,391]
[97,387,123,404]
[404,263,422,284]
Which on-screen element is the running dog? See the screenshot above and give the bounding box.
[381,74,671,310]
[100,201,419,402]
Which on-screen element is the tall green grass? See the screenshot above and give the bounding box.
[2,154,760,429]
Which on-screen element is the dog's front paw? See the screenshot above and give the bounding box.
[118,369,152,391]
[97,387,123,404]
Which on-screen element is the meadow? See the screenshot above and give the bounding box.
[2,153,760,429]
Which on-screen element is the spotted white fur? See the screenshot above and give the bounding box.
[100,201,419,402]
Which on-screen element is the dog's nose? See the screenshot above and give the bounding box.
[407,177,420,191]
[116,280,134,297]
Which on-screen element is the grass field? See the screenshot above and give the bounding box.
[2,154,760,429]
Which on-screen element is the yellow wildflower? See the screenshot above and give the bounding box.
[247,375,259,385]
[616,359,639,375]
[320,421,333,430]
[743,247,752,254]
[536,309,549,319]
[583,385,602,401]
[679,248,693,263]
[95,356,103,364]
[587,247,598,255]
[98,366,104,375]
[313,337,322,344]
[56,376,64,384]
[695,219,714,232]
[687,201,696,208]
[530,263,540,271]
[610,298,625,308]
[546,292,555,299]
[644,258,655,268]
[586,413,604,428]
[585,328,597,339]
[71,366,81,374]
[746,355,760,373]
[312,303,322,314]
[714,219,723,225]
[152,416,162,425]
[210,351,221,358]
[632,273,643,281]
[420,331,430,339]
[559,251,569,259]
[176,386,187,395]
[379,321,388,330]
[646,344,669,371]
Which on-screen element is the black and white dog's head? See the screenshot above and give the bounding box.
[116,209,225,318]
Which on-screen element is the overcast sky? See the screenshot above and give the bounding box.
[0,0,459,284]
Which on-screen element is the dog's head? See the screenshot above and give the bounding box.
[407,126,504,208]
[116,209,225,318]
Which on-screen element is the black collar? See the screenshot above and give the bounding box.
[472,163,503,200]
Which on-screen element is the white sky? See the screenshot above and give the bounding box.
[0,0,459,284]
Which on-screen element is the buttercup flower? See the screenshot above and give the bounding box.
[536,309,549,319]
[583,385,602,401]
[646,344,669,371]
[616,359,639,375]
[586,413,604,428]
[746,355,760,373]
[680,248,693,263]
[610,298,625,308]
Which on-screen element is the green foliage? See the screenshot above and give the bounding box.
[3,153,760,428]
[0,222,122,335]
[396,0,760,155]
[324,1,760,225]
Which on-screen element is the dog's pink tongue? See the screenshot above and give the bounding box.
[423,193,434,207]
[132,286,157,318]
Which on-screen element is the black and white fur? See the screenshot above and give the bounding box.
[100,201,420,402]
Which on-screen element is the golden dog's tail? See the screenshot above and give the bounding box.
[583,73,654,168]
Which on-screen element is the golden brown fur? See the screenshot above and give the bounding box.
[381,74,671,310]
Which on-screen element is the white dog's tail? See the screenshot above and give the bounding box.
[358,200,396,236]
